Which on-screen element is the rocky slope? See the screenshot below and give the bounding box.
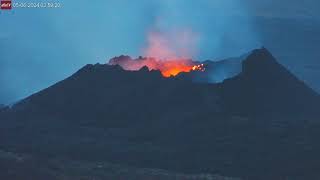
[1,48,319,180]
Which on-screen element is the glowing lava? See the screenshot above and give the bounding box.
[108,29,203,77]
[108,56,205,77]
[150,59,205,77]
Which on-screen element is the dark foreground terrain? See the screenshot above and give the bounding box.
[1,48,319,180]
[0,149,239,180]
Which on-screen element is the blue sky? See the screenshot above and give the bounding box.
[0,0,319,104]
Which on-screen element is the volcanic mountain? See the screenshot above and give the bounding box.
[1,48,320,180]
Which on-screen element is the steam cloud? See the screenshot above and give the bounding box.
[1,0,261,104]
[143,29,198,60]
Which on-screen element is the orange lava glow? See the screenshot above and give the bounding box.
[160,62,205,77]
[141,30,203,77]
[108,56,205,77]
[155,60,205,77]
[108,29,204,77]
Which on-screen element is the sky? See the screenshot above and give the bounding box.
[0,0,319,104]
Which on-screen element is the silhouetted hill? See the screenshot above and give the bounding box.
[1,48,320,180]
[220,48,320,118]
[10,63,221,126]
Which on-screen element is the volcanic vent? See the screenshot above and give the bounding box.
[108,30,204,77]
[108,56,205,77]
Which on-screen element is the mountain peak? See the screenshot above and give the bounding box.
[221,48,320,117]
[246,47,276,65]
[139,66,150,72]
[2,48,320,179]
[242,47,283,78]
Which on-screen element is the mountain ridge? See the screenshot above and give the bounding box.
[220,48,320,117]
[1,48,320,179]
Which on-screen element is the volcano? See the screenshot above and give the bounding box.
[1,48,320,180]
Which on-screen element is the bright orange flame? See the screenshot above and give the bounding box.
[108,56,205,78]
[141,30,202,77]
[160,62,205,77]
[108,29,203,77]
[156,59,199,77]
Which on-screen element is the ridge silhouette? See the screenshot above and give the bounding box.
[1,48,319,180]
